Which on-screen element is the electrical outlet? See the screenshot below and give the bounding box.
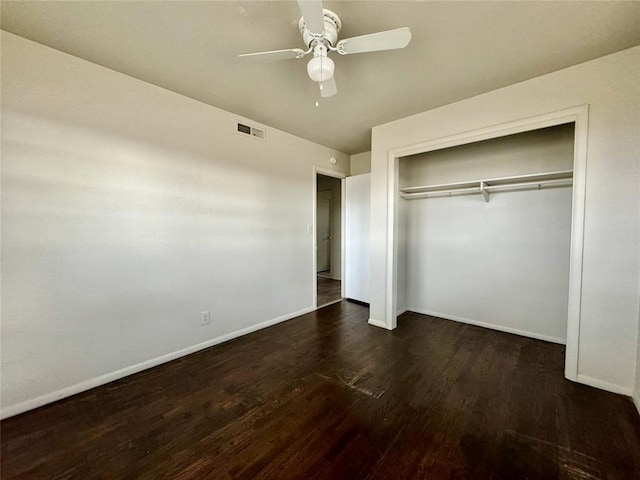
[200,310,210,326]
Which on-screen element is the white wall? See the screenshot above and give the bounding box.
[345,174,370,303]
[636,319,640,412]
[370,46,640,394]
[350,151,371,175]
[0,32,349,418]
[316,174,342,279]
[400,126,574,343]
[396,198,408,316]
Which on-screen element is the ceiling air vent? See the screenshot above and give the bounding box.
[237,122,266,141]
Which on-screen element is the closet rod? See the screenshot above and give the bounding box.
[399,169,573,195]
[402,188,480,199]
[400,178,572,200]
[484,178,572,191]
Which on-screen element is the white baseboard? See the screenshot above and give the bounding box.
[574,374,633,396]
[407,307,567,345]
[0,306,315,420]
[368,318,391,330]
[633,392,640,416]
[396,308,408,316]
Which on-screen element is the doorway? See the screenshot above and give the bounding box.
[383,105,589,383]
[316,172,343,308]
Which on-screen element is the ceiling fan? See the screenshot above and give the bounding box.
[239,0,412,98]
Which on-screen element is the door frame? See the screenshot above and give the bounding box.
[383,104,589,382]
[313,166,346,309]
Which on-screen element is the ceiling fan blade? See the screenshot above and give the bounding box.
[337,27,412,55]
[239,48,306,62]
[319,77,337,98]
[298,0,325,35]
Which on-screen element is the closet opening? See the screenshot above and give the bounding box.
[384,105,589,382]
[398,123,574,346]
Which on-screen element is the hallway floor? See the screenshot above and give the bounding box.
[317,275,341,307]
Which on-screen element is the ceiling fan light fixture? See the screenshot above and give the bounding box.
[307,54,335,83]
[239,0,413,98]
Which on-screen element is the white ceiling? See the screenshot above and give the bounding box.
[2,1,639,154]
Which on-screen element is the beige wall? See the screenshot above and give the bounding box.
[371,46,640,394]
[0,32,349,418]
[350,151,371,176]
[636,318,640,411]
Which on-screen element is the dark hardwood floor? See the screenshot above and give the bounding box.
[2,303,640,479]
[317,275,341,307]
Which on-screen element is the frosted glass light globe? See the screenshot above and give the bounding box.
[307,55,335,83]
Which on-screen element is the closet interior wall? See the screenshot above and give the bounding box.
[397,124,575,343]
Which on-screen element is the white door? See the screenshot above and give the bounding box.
[317,191,332,272]
[345,174,371,303]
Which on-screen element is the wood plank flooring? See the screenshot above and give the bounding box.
[2,303,640,479]
[317,275,341,307]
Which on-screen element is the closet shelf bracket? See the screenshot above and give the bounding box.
[480,181,489,203]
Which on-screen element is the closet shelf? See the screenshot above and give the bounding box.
[399,170,573,202]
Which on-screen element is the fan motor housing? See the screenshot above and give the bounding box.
[299,9,341,47]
